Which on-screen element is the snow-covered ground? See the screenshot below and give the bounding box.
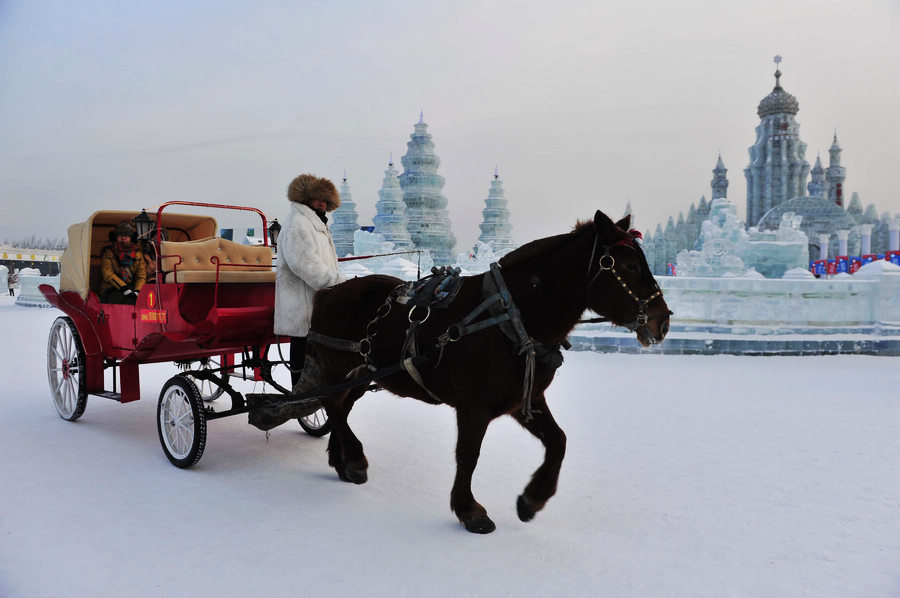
[1,295,898,597]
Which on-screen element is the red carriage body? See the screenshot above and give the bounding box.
[41,202,280,401]
[40,202,329,467]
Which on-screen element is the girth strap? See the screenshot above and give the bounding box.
[400,315,443,403]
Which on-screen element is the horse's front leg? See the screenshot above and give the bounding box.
[451,406,495,533]
[324,386,369,484]
[512,394,567,522]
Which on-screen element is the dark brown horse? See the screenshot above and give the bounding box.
[297,210,670,533]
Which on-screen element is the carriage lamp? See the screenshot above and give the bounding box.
[134,209,154,239]
[268,219,282,249]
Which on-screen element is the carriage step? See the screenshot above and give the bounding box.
[90,391,122,402]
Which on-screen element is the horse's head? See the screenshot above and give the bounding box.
[585,210,671,346]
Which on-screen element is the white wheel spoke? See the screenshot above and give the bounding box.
[51,345,65,363]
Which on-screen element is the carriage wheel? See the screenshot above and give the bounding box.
[188,356,225,403]
[157,375,207,468]
[298,407,331,437]
[47,316,88,421]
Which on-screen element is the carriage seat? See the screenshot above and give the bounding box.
[159,237,275,283]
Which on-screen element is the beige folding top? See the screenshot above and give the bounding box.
[59,210,218,299]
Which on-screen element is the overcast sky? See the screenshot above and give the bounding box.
[1,0,898,249]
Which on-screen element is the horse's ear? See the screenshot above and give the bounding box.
[593,210,619,239]
[615,214,631,231]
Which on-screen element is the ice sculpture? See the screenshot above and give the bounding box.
[398,113,456,264]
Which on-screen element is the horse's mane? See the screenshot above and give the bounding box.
[498,219,593,269]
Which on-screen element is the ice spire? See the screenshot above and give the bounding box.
[373,155,414,250]
[808,154,827,198]
[476,167,515,256]
[826,131,846,206]
[711,153,728,199]
[330,171,360,256]
[398,114,456,264]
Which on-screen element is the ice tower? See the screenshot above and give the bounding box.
[398,113,456,264]
[372,156,414,250]
[826,133,846,206]
[808,155,827,198]
[475,167,516,255]
[744,57,810,227]
[711,154,728,199]
[331,173,360,257]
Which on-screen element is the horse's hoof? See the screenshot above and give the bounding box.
[517,495,536,522]
[338,467,367,485]
[462,515,496,534]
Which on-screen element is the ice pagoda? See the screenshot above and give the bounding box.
[398,113,456,264]
[475,167,515,255]
[372,156,414,250]
[331,172,360,257]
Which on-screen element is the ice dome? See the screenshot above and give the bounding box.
[854,259,900,279]
[757,69,799,117]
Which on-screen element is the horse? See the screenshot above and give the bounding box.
[296,210,670,533]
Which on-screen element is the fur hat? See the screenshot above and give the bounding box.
[108,221,137,243]
[114,221,136,237]
[287,174,340,212]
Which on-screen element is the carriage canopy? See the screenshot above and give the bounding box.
[60,210,218,299]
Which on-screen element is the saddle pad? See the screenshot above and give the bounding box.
[395,266,464,310]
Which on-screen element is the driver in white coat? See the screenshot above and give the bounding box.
[274,174,346,387]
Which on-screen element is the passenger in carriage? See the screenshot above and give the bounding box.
[99,221,146,305]
[274,174,346,386]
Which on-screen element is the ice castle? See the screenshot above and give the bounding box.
[644,58,899,278]
[398,113,457,264]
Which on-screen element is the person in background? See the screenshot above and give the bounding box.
[99,221,146,304]
[274,174,346,387]
[7,269,17,296]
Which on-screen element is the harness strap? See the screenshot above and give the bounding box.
[446,312,512,341]
[487,264,540,421]
[307,265,548,420]
[400,319,443,403]
[308,331,362,353]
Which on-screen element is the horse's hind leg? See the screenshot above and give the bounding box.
[512,394,567,523]
[325,385,369,484]
[451,406,495,533]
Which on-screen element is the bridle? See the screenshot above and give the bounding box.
[583,229,666,332]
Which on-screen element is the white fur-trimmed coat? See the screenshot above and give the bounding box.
[274,202,346,337]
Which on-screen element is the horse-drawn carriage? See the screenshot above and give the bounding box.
[40,201,329,468]
[42,201,671,533]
